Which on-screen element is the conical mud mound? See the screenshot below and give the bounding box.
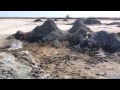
[54,18,59,21]
[30,19,67,42]
[69,19,92,33]
[88,31,120,53]
[69,19,93,46]
[77,31,120,53]
[84,18,101,25]
[34,18,42,22]
[63,18,68,21]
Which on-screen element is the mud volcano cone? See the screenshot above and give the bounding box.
[84,18,101,25]
[73,18,85,24]
[34,18,42,22]
[69,19,93,33]
[117,32,120,36]
[14,31,26,40]
[69,19,93,46]
[117,24,120,27]
[54,18,58,21]
[30,19,66,42]
[63,18,68,21]
[77,30,120,53]
[90,31,120,53]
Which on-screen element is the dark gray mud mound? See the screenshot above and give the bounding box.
[81,31,120,53]
[34,18,42,22]
[66,18,85,25]
[117,25,120,27]
[117,32,120,37]
[7,30,32,41]
[14,31,26,40]
[73,19,85,24]
[68,19,94,46]
[69,19,92,33]
[29,19,68,42]
[69,28,94,46]
[84,18,101,25]
[54,18,59,21]
[106,22,120,25]
[63,18,68,21]
[7,30,26,40]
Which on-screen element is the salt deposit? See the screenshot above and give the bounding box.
[8,40,23,50]
[96,49,106,58]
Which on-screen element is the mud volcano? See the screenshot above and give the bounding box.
[84,18,101,25]
[9,19,68,43]
[66,18,85,25]
[54,18,59,21]
[34,18,42,22]
[117,32,120,36]
[68,19,94,46]
[69,19,120,53]
[14,31,26,40]
[78,31,120,53]
[107,22,120,25]
[69,19,92,33]
[63,18,68,21]
[28,19,67,42]
[94,31,120,53]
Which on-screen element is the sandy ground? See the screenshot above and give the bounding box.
[87,25,120,33]
[0,19,42,38]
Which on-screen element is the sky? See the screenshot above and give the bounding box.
[0,11,120,17]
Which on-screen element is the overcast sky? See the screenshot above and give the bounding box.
[0,11,120,17]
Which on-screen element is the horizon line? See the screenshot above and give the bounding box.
[0,17,120,18]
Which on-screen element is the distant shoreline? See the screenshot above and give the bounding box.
[0,17,120,20]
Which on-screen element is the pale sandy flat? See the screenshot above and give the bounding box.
[0,19,43,38]
[87,25,120,33]
[97,19,120,24]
